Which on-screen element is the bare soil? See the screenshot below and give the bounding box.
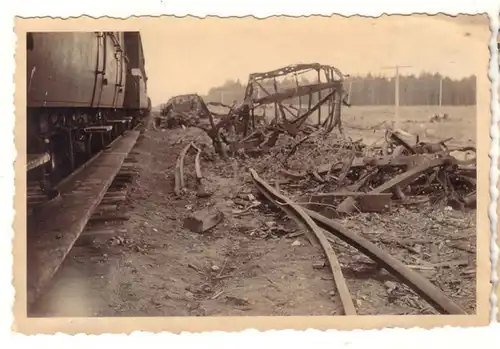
[31,106,477,317]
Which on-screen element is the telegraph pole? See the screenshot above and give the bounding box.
[437,62,455,116]
[348,79,353,105]
[439,75,443,114]
[381,65,412,129]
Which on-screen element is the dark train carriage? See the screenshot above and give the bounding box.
[27,31,149,112]
[123,32,150,111]
[26,31,151,193]
[27,32,126,109]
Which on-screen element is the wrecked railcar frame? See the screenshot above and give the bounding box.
[156,93,213,129]
[207,63,351,157]
[243,63,350,134]
[160,93,210,117]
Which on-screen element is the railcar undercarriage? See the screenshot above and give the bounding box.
[26,107,146,207]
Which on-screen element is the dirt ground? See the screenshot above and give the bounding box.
[31,106,477,317]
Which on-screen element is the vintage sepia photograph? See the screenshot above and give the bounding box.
[13,14,491,333]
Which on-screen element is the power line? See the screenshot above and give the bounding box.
[381,65,413,129]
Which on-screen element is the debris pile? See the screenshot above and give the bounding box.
[193,63,351,159]
[247,127,476,215]
[248,168,468,315]
[164,63,477,316]
[155,94,212,129]
[242,127,474,315]
[239,127,476,315]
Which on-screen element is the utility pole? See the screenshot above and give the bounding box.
[381,65,412,129]
[437,62,455,116]
[439,75,443,115]
[348,78,353,105]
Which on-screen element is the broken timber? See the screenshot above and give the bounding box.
[281,154,439,180]
[337,156,452,213]
[183,208,224,234]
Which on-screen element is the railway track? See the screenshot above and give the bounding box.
[26,122,146,312]
[249,168,468,316]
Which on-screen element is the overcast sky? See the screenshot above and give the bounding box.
[136,15,490,105]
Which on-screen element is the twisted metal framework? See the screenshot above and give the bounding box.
[229,63,350,138]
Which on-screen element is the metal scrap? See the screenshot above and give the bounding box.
[202,63,351,158]
[270,125,476,214]
[250,168,357,315]
[157,94,212,129]
[174,143,192,196]
[249,168,467,315]
[337,156,454,213]
[174,142,209,197]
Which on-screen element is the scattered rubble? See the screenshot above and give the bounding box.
[153,63,477,316]
[154,63,352,159]
[174,141,213,197]
[429,113,450,123]
[249,166,468,315]
[175,113,474,314]
[155,94,212,129]
[183,207,224,234]
[204,64,352,158]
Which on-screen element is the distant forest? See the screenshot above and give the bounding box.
[202,73,476,106]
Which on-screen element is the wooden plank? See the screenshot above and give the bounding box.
[106,120,128,124]
[80,227,127,237]
[316,155,435,174]
[94,204,118,214]
[101,195,127,205]
[88,214,130,222]
[337,157,448,213]
[27,131,140,310]
[75,228,127,247]
[183,208,224,234]
[282,155,436,179]
[104,191,127,198]
[27,153,51,171]
[84,126,113,132]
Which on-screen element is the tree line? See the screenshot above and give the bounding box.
[202,72,476,106]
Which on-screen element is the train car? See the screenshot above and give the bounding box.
[26,31,151,193]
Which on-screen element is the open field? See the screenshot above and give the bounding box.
[208,105,476,146]
[341,105,476,145]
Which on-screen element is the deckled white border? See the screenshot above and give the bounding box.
[1,0,499,346]
[489,10,499,323]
